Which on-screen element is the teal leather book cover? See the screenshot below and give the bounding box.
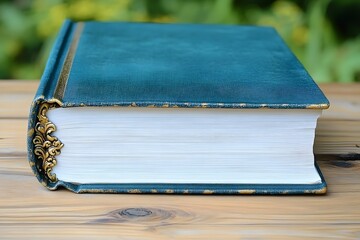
[27,20,329,194]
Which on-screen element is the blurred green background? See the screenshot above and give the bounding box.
[0,0,359,82]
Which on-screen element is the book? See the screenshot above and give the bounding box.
[27,20,329,194]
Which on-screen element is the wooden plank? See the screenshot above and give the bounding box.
[0,80,38,119]
[315,119,360,156]
[1,81,360,239]
[0,119,27,156]
[0,158,359,238]
[0,224,359,240]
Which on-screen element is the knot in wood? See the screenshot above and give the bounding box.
[120,208,152,218]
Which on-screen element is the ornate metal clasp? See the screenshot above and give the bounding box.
[33,102,63,182]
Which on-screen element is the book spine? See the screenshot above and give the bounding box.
[36,19,75,100]
[27,20,75,190]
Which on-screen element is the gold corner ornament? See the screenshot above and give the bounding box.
[33,102,63,182]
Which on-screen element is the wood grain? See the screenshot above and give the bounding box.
[0,80,360,239]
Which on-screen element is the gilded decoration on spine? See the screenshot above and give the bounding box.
[33,103,63,182]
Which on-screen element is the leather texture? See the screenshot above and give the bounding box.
[27,20,328,194]
[62,21,328,108]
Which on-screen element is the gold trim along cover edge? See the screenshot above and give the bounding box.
[33,102,64,182]
[54,22,84,100]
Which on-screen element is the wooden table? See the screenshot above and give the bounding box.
[1,81,359,239]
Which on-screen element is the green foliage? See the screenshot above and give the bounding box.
[0,0,359,82]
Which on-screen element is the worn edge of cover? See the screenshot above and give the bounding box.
[27,20,328,194]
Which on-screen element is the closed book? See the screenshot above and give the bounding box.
[27,20,329,194]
